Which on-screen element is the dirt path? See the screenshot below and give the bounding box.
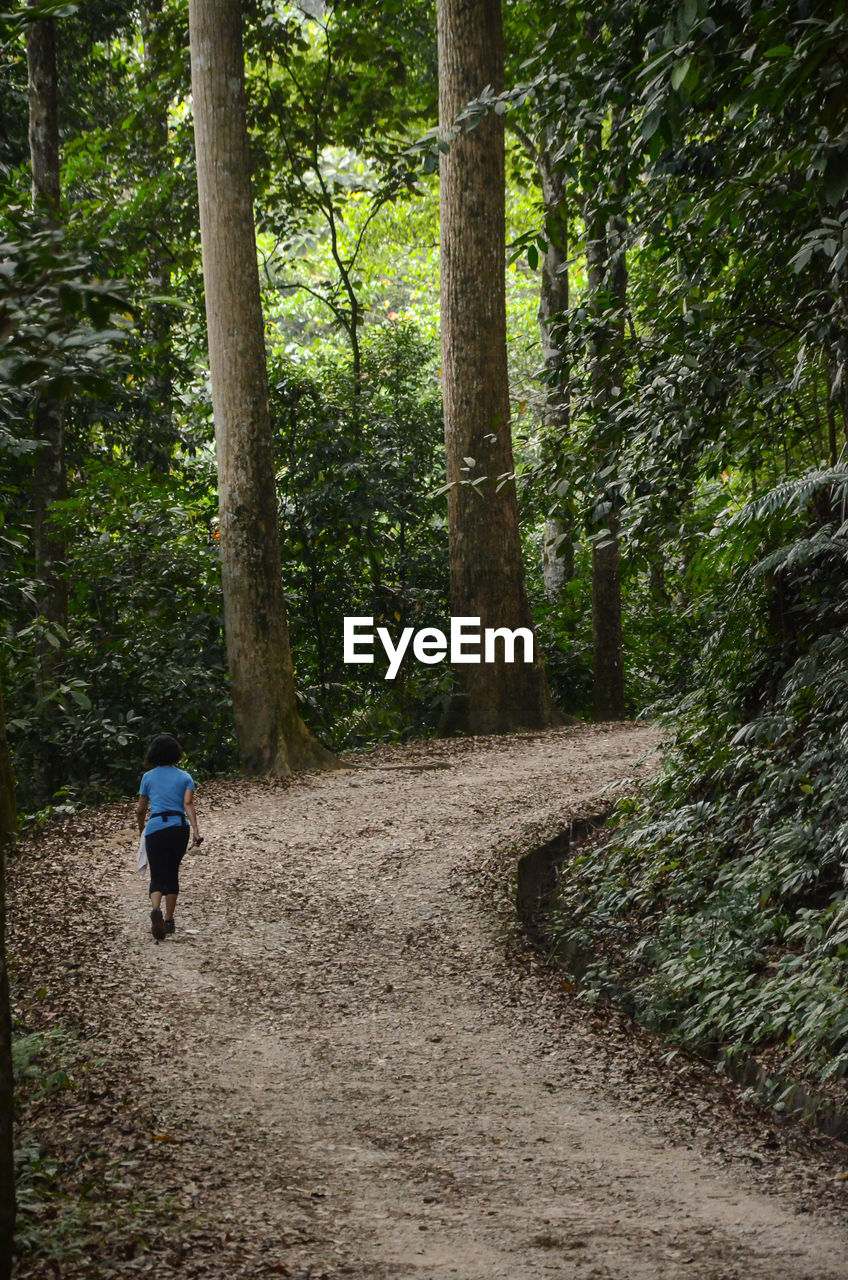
[11,724,848,1278]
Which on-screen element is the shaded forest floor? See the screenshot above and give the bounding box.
[9,724,848,1279]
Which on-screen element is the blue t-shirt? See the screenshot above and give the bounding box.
[139,766,195,836]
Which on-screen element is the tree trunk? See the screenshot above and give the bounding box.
[543,515,573,599]
[30,398,67,630]
[0,684,15,1280]
[141,0,175,471]
[584,117,626,722]
[188,0,336,774]
[437,0,552,733]
[26,17,59,211]
[27,15,67,630]
[538,128,574,598]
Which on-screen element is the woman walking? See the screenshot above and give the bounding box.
[136,734,201,940]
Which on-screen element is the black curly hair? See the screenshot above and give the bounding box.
[143,734,184,768]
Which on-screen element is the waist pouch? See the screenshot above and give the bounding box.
[150,810,188,825]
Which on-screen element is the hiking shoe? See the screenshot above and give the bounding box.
[165,917,175,936]
[150,908,166,941]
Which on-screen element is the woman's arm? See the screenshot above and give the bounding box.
[136,795,149,834]
[184,788,200,846]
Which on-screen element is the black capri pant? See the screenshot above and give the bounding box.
[146,823,190,896]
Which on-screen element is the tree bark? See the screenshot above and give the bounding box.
[538,128,574,598]
[188,0,336,774]
[543,515,572,599]
[26,17,59,212]
[437,0,552,733]
[0,684,15,1280]
[141,0,175,471]
[27,14,67,630]
[584,117,626,722]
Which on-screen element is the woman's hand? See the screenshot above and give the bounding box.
[184,788,201,848]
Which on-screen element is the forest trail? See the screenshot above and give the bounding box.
[12,724,848,1279]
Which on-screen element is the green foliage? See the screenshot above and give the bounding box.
[13,1028,72,1100]
[247,0,435,373]
[524,534,596,716]
[552,468,848,1080]
[3,463,235,809]
[0,219,130,434]
[272,320,451,744]
[508,0,848,721]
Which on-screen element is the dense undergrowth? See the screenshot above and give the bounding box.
[552,470,848,1084]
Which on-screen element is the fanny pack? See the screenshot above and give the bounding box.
[150,810,187,825]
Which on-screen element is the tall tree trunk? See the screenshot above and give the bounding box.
[26,18,59,211]
[141,0,175,471]
[584,117,626,722]
[437,0,552,733]
[188,0,336,774]
[26,15,67,629]
[0,684,15,1280]
[538,128,574,598]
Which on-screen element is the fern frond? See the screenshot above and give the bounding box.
[732,467,848,527]
[749,529,848,579]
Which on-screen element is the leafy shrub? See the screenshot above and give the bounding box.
[552,468,848,1081]
[4,461,235,809]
